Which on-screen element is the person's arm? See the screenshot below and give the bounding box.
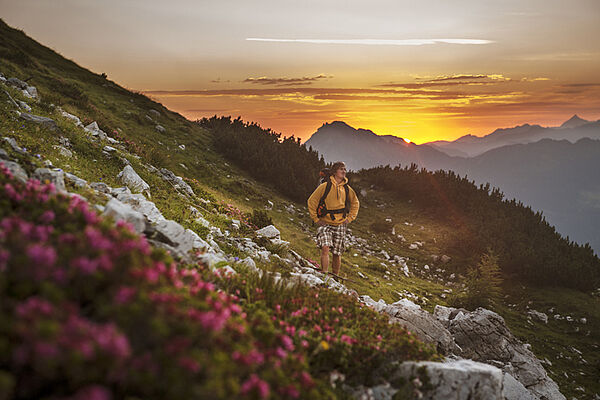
[346,186,360,223]
[307,183,326,223]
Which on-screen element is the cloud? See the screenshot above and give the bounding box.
[246,38,494,46]
[421,74,510,82]
[243,74,332,86]
[378,81,496,89]
[520,77,551,82]
[378,74,512,89]
[560,83,600,88]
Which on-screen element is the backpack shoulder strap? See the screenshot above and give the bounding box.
[319,180,332,205]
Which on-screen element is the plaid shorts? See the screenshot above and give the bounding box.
[316,223,348,255]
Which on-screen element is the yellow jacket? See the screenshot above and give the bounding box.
[307,176,360,226]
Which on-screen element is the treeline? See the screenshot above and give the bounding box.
[356,165,600,291]
[198,116,324,202]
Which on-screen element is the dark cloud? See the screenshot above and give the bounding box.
[377,81,496,88]
[243,74,332,86]
[425,74,489,82]
[560,83,600,88]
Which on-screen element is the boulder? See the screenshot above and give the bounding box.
[394,359,503,400]
[256,225,280,239]
[7,77,28,89]
[148,109,161,118]
[1,160,28,183]
[444,308,565,400]
[20,113,58,131]
[155,125,166,133]
[103,198,147,233]
[0,149,8,160]
[17,100,31,112]
[3,137,27,154]
[528,310,548,324]
[115,192,165,223]
[153,220,208,255]
[53,145,72,158]
[84,121,108,140]
[159,168,194,197]
[64,172,87,188]
[371,298,457,354]
[33,168,66,192]
[90,182,112,194]
[60,110,84,127]
[24,86,38,98]
[117,165,150,193]
[503,372,537,400]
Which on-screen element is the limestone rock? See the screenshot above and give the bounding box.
[53,145,72,158]
[153,220,208,255]
[17,100,31,112]
[115,192,165,223]
[256,225,281,239]
[90,182,112,194]
[159,168,194,197]
[84,121,108,140]
[148,109,161,118]
[366,297,457,354]
[503,372,537,400]
[33,168,66,192]
[3,137,27,154]
[1,160,28,183]
[394,359,503,400]
[117,165,150,193]
[155,124,166,133]
[444,308,565,400]
[103,198,146,233]
[60,110,84,127]
[64,172,87,188]
[7,77,28,89]
[528,310,548,324]
[19,113,58,131]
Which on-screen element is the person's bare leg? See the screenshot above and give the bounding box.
[332,254,341,275]
[320,246,330,273]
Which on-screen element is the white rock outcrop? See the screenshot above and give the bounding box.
[103,198,147,233]
[117,165,150,193]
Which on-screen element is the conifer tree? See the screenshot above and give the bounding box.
[463,249,503,309]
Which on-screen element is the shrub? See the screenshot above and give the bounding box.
[249,209,273,229]
[452,250,503,310]
[370,220,394,234]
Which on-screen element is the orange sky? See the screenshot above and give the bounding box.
[2,0,599,143]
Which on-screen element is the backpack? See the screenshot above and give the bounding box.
[316,168,351,221]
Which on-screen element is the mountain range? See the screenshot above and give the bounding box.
[426,115,600,157]
[305,119,600,254]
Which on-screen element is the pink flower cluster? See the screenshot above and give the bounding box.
[13,296,131,367]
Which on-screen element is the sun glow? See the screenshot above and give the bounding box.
[403,138,411,143]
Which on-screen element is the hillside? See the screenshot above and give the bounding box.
[1,19,599,399]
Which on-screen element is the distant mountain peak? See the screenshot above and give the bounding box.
[560,114,589,129]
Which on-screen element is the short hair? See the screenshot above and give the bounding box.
[331,161,346,172]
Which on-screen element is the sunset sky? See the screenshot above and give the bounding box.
[1,0,600,143]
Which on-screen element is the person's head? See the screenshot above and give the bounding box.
[331,161,346,181]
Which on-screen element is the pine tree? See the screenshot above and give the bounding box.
[463,249,503,309]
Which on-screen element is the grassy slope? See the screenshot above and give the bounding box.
[1,20,598,398]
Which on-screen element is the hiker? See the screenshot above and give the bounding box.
[308,161,360,276]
